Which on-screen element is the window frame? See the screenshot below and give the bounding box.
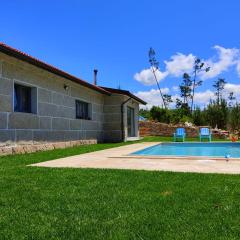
[75,99,91,120]
[13,82,38,114]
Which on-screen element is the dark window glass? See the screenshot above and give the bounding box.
[127,107,135,137]
[14,84,32,113]
[76,100,90,120]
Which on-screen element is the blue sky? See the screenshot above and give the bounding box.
[1,0,240,107]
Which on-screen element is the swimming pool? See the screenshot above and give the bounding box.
[131,142,240,158]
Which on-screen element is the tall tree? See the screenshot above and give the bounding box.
[228,92,236,108]
[181,58,209,113]
[213,78,226,105]
[163,94,173,108]
[177,73,192,115]
[148,48,167,109]
[190,58,210,112]
[180,73,192,105]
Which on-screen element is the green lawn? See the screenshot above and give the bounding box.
[1,137,240,239]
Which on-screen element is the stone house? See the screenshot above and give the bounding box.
[0,43,146,146]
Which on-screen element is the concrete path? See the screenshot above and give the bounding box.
[31,142,240,174]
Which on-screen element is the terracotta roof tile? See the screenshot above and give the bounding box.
[0,43,147,105]
[0,42,110,95]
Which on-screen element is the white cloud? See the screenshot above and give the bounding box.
[136,84,240,109]
[134,45,240,86]
[208,83,240,102]
[134,53,195,86]
[201,45,240,79]
[164,53,195,77]
[193,84,240,105]
[193,90,215,105]
[237,61,240,76]
[134,68,168,86]
[134,88,169,108]
[172,86,179,92]
[134,46,240,108]
[135,88,215,109]
[223,83,240,100]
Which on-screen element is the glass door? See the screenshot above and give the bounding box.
[127,107,135,137]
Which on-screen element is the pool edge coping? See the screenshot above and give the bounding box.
[125,141,240,161]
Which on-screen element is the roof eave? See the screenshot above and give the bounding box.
[0,43,111,96]
[100,86,147,105]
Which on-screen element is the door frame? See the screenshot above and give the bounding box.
[127,106,136,137]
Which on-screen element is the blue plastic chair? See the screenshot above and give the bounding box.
[199,128,211,142]
[173,128,186,142]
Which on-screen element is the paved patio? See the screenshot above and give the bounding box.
[31,142,240,174]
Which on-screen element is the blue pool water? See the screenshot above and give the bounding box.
[132,143,240,158]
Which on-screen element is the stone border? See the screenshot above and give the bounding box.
[0,139,97,156]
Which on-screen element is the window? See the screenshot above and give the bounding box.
[76,100,91,120]
[14,83,37,114]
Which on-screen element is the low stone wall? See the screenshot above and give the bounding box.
[139,121,227,139]
[0,139,97,156]
[140,121,199,138]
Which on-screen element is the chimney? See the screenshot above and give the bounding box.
[93,69,98,85]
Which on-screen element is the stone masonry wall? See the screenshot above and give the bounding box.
[139,121,225,139]
[103,94,140,142]
[139,121,199,137]
[103,93,124,142]
[0,52,104,144]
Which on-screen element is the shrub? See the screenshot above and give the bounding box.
[228,104,240,131]
[150,106,171,123]
[192,107,207,126]
[205,99,228,129]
